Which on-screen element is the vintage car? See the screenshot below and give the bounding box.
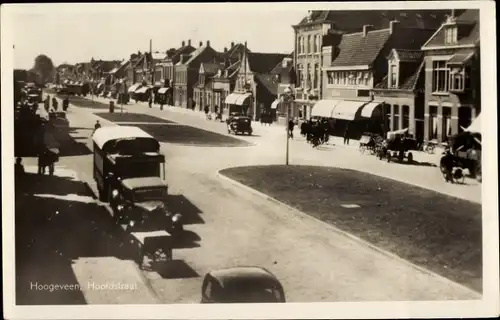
[227,115,253,135]
[201,266,285,303]
[377,128,419,163]
[109,176,183,233]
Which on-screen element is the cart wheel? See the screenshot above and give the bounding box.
[407,152,413,163]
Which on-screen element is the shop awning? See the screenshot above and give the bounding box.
[447,50,475,65]
[331,100,366,120]
[465,113,481,134]
[311,100,342,118]
[271,99,280,109]
[136,86,150,94]
[225,93,251,106]
[361,101,383,118]
[158,87,170,94]
[128,83,141,93]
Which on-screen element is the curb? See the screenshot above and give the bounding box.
[216,170,482,297]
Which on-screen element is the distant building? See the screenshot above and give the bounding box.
[421,9,480,143]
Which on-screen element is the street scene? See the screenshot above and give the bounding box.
[8,5,489,309]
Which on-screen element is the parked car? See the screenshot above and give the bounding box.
[201,266,285,303]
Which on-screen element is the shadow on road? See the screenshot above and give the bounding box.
[152,259,199,279]
[165,194,205,225]
[15,172,147,305]
[94,112,175,124]
[57,95,110,109]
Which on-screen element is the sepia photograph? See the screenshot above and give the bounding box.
[1,2,498,319]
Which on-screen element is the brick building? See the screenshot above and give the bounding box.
[174,41,219,108]
[421,9,480,143]
[319,21,436,139]
[290,10,450,120]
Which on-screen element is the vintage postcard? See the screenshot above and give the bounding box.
[1,1,498,319]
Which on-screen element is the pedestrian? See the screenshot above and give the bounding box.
[343,125,350,145]
[38,149,47,175]
[93,120,101,135]
[288,119,295,139]
[148,93,153,108]
[204,105,209,119]
[15,157,25,176]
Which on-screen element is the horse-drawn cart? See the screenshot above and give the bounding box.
[377,128,419,163]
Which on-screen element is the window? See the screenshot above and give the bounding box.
[389,65,398,88]
[442,107,452,141]
[297,64,303,87]
[305,64,310,88]
[445,26,458,45]
[307,35,311,53]
[402,105,410,129]
[393,105,400,130]
[429,106,438,140]
[313,35,317,53]
[432,61,449,93]
[316,35,321,52]
[448,66,469,92]
[314,64,319,88]
[356,72,363,85]
[363,72,370,85]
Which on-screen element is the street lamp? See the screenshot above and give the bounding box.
[282,86,294,166]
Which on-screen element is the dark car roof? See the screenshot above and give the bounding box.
[208,267,280,288]
[120,177,165,190]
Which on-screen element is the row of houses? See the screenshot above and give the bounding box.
[279,9,480,143]
[59,9,480,143]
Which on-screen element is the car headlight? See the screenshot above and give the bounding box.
[111,190,119,198]
[129,220,135,227]
[172,214,182,222]
[117,205,124,211]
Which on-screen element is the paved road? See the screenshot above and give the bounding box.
[49,95,481,302]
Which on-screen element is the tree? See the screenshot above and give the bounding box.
[31,54,55,85]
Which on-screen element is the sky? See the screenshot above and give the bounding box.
[6,3,308,70]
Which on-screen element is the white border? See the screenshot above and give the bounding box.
[2,2,498,319]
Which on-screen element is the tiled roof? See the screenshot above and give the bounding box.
[170,45,196,63]
[422,10,479,49]
[270,53,294,75]
[332,27,435,67]
[374,60,425,91]
[248,52,288,74]
[255,73,280,96]
[184,46,208,65]
[295,10,451,30]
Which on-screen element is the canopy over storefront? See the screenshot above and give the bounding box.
[331,100,366,120]
[128,83,142,93]
[311,100,342,118]
[447,50,475,65]
[465,113,481,134]
[270,100,280,110]
[157,87,170,94]
[135,86,151,94]
[225,93,252,106]
[361,101,383,118]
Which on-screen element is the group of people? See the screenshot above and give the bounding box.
[299,119,332,147]
[204,105,223,121]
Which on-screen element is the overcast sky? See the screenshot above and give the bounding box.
[7,3,307,69]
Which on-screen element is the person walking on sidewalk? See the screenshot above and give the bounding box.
[343,125,350,145]
[93,120,101,135]
[288,119,295,139]
[148,92,153,108]
[204,105,210,120]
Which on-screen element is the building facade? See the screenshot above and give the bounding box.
[290,10,451,120]
[319,21,436,139]
[421,10,480,143]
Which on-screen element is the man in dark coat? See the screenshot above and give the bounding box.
[343,125,350,145]
[288,119,295,139]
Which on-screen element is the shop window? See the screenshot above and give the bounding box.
[432,61,449,93]
[442,107,452,141]
[402,105,410,129]
[429,106,438,140]
[393,105,400,130]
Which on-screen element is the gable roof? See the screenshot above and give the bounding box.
[422,9,479,49]
[270,53,294,75]
[169,45,196,64]
[255,73,280,96]
[295,10,452,31]
[331,27,435,68]
[247,52,288,74]
[200,62,224,75]
[390,49,424,62]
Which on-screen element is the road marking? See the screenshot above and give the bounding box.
[341,204,361,208]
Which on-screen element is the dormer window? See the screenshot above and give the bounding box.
[389,64,398,88]
[445,26,458,45]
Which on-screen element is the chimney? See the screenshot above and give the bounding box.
[363,25,374,37]
[188,39,191,46]
[389,20,400,34]
[224,47,228,53]
[182,41,185,47]
[206,40,210,47]
[450,9,455,17]
[231,42,235,48]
